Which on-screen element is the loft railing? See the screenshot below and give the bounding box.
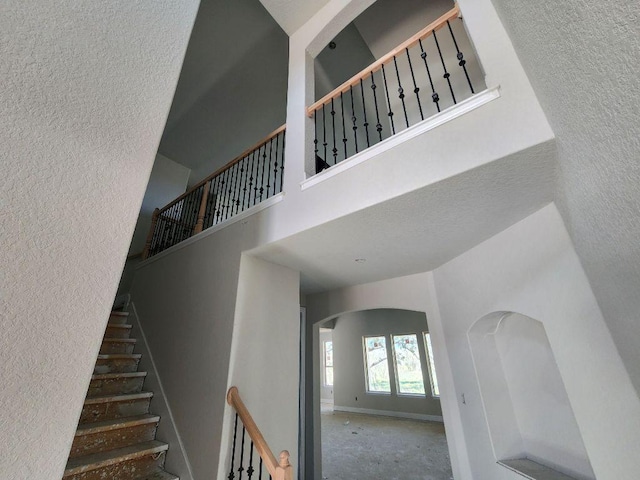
[226,387,293,480]
[308,4,478,174]
[142,126,286,259]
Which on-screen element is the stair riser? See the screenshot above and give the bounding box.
[94,358,140,374]
[81,398,150,424]
[88,376,145,397]
[108,314,129,325]
[100,342,135,354]
[105,326,132,339]
[70,423,158,459]
[64,451,165,480]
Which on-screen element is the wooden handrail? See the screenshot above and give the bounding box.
[158,124,286,214]
[227,386,293,480]
[141,208,160,260]
[306,4,460,117]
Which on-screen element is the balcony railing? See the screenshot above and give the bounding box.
[142,125,286,259]
[308,4,481,174]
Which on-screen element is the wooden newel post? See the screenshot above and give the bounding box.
[275,451,293,480]
[142,208,160,260]
[192,181,210,235]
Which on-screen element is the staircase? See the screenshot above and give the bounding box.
[63,311,177,480]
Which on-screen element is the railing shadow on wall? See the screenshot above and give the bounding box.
[142,126,286,259]
[308,4,483,174]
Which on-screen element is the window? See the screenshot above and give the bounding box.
[323,340,333,386]
[424,332,440,397]
[391,334,426,395]
[363,336,391,393]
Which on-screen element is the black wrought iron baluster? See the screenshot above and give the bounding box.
[247,441,255,479]
[313,110,319,168]
[258,144,266,202]
[265,138,274,198]
[234,163,243,216]
[406,47,424,120]
[381,64,396,135]
[167,205,177,248]
[238,426,246,479]
[247,150,256,208]
[215,174,225,225]
[360,78,370,147]
[340,92,347,159]
[330,98,337,165]
[210,176,221,228]
[207,182,216,228]
[279,131,285,191]
[349,85,358,153]
[252,146,261,205]
[223,168,233,220]
[433,28,456,104]
[447,20,474,94]
[419,38,440,112]
[273,133,280,194]
[322,104,327,164]
[258,456,263,480]
[228,413,239,480]
[392,56,409,128]
[237,157,246,214]
[370,71,383,142]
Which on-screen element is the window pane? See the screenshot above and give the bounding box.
[424,333,440,396]
[364,336,390,393]
[392,334,426,395]
[325,366,333,386]
[325,341,333,367]
[324,341,333,386]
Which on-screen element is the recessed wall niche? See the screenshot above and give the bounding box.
[468,312,595,480]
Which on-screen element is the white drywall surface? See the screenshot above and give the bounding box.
[470,314,594,479]
[490,0,640,395]
[219,255,300,480]
[433,204,640,479]
[0,1,198,478]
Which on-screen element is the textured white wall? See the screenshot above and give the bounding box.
[490,0,640,394]
[433,204,640,479]
[0,1,199,478]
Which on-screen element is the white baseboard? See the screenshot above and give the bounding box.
[332,405,443,423]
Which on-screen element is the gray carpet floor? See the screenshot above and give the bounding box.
[321,407,453,480]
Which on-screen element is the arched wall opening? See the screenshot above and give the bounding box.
[313,307,450,479]
[468,311,595,480]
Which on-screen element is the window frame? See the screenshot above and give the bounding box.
[423,331,440,397]
[391,333,427,397]
[322,339,333,387]
[362,335,391,394]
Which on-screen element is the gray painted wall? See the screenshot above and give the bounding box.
[159,0,289,186]
[118,153,190,295]
[489,0,640,394]
[331,309,442,418]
